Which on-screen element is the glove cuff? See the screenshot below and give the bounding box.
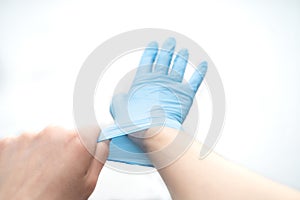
[98,118,181,142]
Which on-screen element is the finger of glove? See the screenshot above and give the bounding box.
[137,41,158,76]
[154,37,176,74]
[170,48,189,82]
[188,61,208,93]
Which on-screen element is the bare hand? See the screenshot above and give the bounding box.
[0,126,109,200]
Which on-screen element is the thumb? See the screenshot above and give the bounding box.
[110,93,128,119]
[86,140,110,182]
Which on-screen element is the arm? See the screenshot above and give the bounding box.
[107,38,300,199]
[135,127,300,200]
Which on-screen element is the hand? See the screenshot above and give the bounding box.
[99,38,207,167]
[100,37,207,140]
[0,126,109,200]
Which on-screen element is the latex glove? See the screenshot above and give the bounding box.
[99,38,207,166]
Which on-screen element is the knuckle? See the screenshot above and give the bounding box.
[40,126,55,137]
[43,125,63,134]
[18,132,35,140]
[0,137,15,151]
[38,126,84,150]
[40,126,70,139]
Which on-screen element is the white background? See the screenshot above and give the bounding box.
[0,0,299,199]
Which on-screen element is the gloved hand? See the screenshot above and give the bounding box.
[99,38,207,166]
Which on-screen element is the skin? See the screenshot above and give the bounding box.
[0,126,109,200]
[131,127,300,200]
[1,39,299,199]
[126,38,300,199]
[1,126,299,200]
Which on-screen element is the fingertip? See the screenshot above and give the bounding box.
[163,37,176,49]
[147,41,158,48]
[197,61,208,75]
[166,37,176,45]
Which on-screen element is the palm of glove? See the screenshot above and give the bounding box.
[110,73,195,131]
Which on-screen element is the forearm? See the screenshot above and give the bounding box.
[137,127,300,200]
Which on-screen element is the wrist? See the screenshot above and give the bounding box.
[129,127,180,153]
[129,126,197,169]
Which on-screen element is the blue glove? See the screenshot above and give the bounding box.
[99,38,207,167]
